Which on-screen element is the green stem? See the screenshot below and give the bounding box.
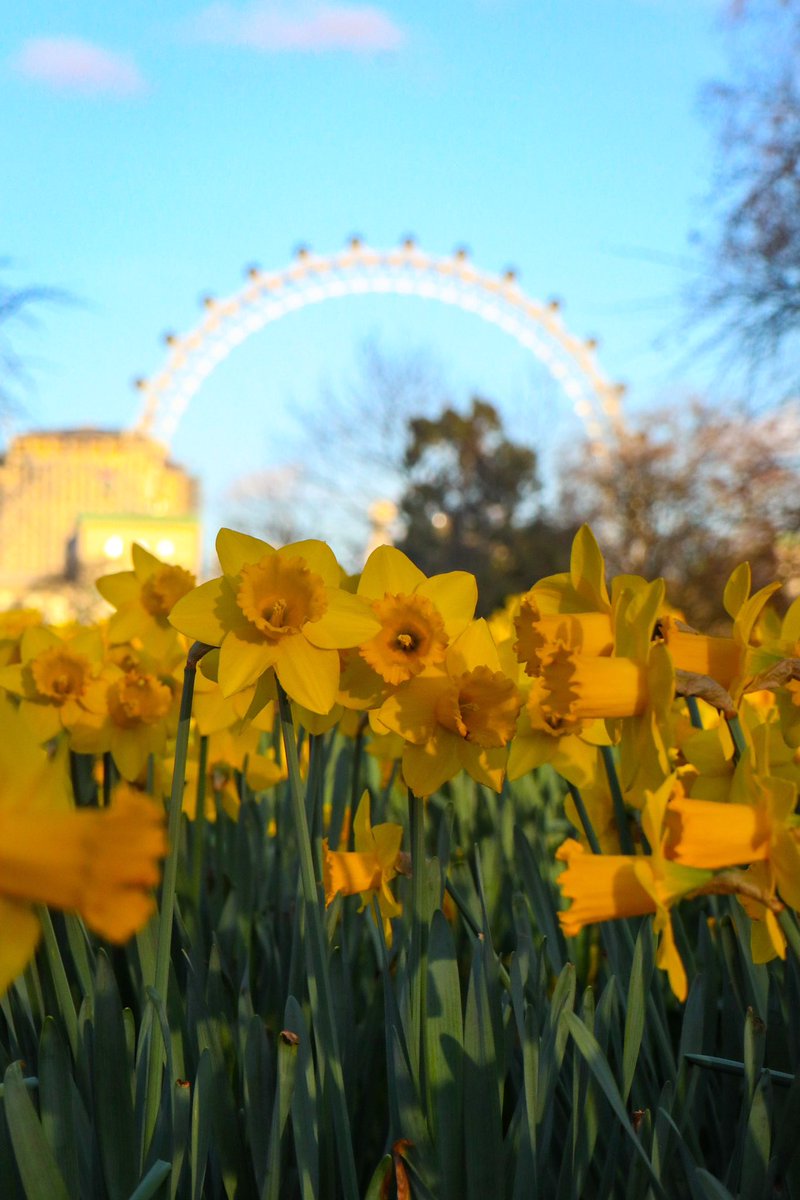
[37,908,78,1060]
[349,717,367,844]
[726,713,747,765]
[566,783,602,855]
[601,744,634,855]
[191,734,209,908]
[778,908,800,962]
[686,696,703,730]
[142,641,210,1161]
[277,685,359,1200]
[102,751,115,807]
[444,878,511,991]
[408,788,427,1087]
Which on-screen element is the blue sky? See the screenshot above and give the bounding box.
[1,0,735,558]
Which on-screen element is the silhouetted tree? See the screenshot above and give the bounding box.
[396,397,574,614]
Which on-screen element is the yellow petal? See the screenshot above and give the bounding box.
[169,578,228,644]
[304,588,381,649]
[19,700,62,743]
[353,790,373,849]
[723,562,751,620]
[95,571,139,608]
[276,539,341,586]
[358,545,425,599]
[653,908,687,1001]
[216,527,273,575]
[372,822,403,872]
[459,742,506,792]
[218,631,279,697]
[402,730,461,797]
[445,618,500,675]
[773,830,800,911]
[415,572,477,639]
[21,625,61,661]
[111,726,152,781]
[323,844,381,902]
[569,524,611,611]
[131,542,165,579]
[377,675,447,745]
[107,606,152,644]
[273,635,339,714]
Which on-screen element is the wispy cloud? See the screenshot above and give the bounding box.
[11,37,147,96]
[189,2,407,55]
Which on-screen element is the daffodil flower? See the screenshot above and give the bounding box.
[557,776,711,999]
[513,525,614,676]
[337,545,478,711]
[376,619,521,797]
[69,662,177,781]
[169,529,381,714]
[0,624,108,742]
[659,561,781,700]
[0,695,166,995]
[97,543,196,659]
[323,791,406,943]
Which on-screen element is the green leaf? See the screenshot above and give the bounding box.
[38,1018,79,1198]
[694,1169,736,1200]
[464,946,503,1200]
[513,825,565,975]
[93,950,138,1200]
[2,1061,70,1200]
[262,1023,300,1200]
[364,1154,393,1200]
[190,1050,213,1200]
[243,1015,273,1195]
[286,997,319,1200]
[170,1079,191,1200]
[739,1073,771,1199]
[425,910,464,1200]
[622,923,653,1103]
[563,1011,668,1200]
[128,1159,171,1200]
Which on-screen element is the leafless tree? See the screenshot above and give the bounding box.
[559,398,800,628]
[692,0,800,391]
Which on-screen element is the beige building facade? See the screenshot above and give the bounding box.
[0,429,200,619]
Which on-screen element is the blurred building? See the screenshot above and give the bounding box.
[0,429,200,622]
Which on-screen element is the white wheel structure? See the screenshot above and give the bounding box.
[132,238,626,447]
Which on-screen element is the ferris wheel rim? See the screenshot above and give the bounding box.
[132,238,627,446]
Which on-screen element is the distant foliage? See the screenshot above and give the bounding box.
[397,397,575,614]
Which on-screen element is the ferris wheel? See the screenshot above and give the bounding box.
[132,237,626,446]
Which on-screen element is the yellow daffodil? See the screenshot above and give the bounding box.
[737,862,787,963]
[0,609,42,669]
[97,543,195,658]
[0,624,107,742]
[169,529,381,714]
[665,752,800,908]
[336,545,478,711]
[659,562,781,700]
[0,695,166,993]
[557,775,711,998]
[69,662,177,781]
[506,674,610,787]
[515,597,614,677]
[376,619,521,797]
[323,791,406,943]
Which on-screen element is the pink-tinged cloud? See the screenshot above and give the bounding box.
[191,3,407,54]
[12,37,146,96]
